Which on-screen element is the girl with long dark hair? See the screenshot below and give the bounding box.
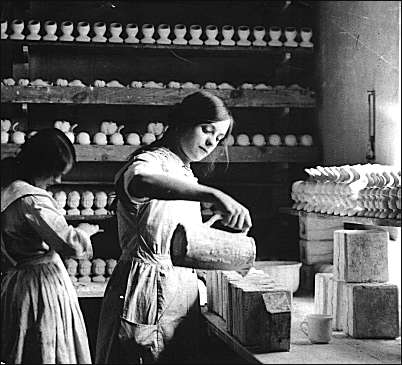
[96,91,252,364]
[1,128,100,364]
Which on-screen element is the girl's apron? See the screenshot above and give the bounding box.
[96,152,202,364]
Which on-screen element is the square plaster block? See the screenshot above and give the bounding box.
[334,229,389,282]
[343,283,399,338]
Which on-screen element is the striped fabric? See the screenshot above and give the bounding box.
[1,251,91,364]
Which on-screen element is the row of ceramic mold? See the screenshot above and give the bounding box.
[228,133,313,147]
[1,19,314,48]
[2,77,313,93]
[1,119,314,147]
[56,120,166,146]
[63,257,117,283]
[291,164,402,219]
[49,189,116,216]
[1,119,166,145]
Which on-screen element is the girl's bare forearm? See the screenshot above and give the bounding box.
[128,173,219,203]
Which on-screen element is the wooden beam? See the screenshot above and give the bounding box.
[1,85,316,108]
[3,39,314,57]
[1,144,321,163]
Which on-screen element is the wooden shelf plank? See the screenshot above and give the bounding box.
[1,144,321,163]
[0,85,316,108]
[279,207,401,228]
[55,181,115,185]
[66,214,115,222]
[2,39,314,57]
[211,146,320,163]
[74,282,107,298]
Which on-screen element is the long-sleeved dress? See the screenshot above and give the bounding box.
[1,180,92,364]
[95,147,202,364]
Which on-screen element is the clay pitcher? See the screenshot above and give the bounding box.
[170,221,256,271]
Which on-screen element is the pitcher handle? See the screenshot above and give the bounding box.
[204,212,250,235]
[203,213,222,227]
[300,320,309,337]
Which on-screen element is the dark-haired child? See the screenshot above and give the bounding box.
[1,128,100,364]
[96,91,252,364]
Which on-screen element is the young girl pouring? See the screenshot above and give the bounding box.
[96,91,252,363]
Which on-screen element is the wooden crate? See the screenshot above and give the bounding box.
[299,215,343,241]
[299,239,333,265]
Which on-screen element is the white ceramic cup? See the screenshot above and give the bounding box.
[26,19,41,40]
[10,19,25,40]
[59,21,73,41]
[301,27,313,42]
[252,25,266,46]
[237,25,251,46]
[92,21,107,42]
[300,314,333,344]
[221,25,235,46]
[109,22,123,43]
[76,21,90,42]
[125,23,139,43]
[268,25,283,46]
[1,20,8,39]
[173,23,187,45]
[43,20,58,41]
[141,23,155,44]
[205,24,218,45]
[189,24,203,45]
[285,27,297,41]
[300,27,313,47]
[157,23,171,44]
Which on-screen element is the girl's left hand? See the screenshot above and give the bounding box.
[203,213,250,234]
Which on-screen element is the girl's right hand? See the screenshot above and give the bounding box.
[76,223,98,259]
[77,223,100,237]
[211,190,252,232]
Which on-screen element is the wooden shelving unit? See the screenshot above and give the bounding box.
[1,144,320,163]
[1,0,320,299]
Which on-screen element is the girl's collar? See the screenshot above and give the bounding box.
[1,180,52,212]
[161,147,193,173]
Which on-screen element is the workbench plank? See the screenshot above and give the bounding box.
[202,296,401,364]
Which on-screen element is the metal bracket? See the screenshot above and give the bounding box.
[366,89,376,162]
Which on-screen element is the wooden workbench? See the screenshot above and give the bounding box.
[202,295,401,364]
